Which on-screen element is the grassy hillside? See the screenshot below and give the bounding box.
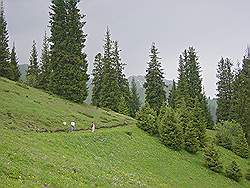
[0,77,134,132]
[0,77,249,187]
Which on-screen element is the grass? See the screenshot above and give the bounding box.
[0,78,134,131]
[0,77,249,187]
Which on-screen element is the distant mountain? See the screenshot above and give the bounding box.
[18,64,28,81]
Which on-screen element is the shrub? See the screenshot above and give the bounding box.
[245,169,250,181]
[225,161,242,182]
[215,122,233,149]
[136,102,157,135]
[215,121,249,158]
[183,122,199,154]
[232,129,248,159]
[203,143,223,173]
[158,107,183,150]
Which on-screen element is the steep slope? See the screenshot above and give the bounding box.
[0,77,249,187]
[0,77,134,131]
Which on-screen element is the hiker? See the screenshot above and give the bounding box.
[70,121,76,132]
[91,122,96,132]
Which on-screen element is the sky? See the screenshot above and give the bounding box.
[5,0,250,97]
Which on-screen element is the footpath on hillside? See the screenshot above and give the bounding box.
[35,123,134,134]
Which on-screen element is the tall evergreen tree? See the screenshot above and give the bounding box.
[175,51,192,107]
[144,43,166,114]
[175,47,211,149]
[10,43,20,81]
[93,29,130,113]
[168,80,177,108]
[0,1,11,79]
[231,54,250,144]
[113,41,131,114]
[39,31,50,90]
[216,57,234,122]
[130,77,140,117]
[27,40,39,87]
[92,53,103,107]
[49,0,89,103]
[99,28,120,111]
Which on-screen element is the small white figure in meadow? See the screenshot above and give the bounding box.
[70,121,76,132]
[63,122,67,126]
[91,122,96,133]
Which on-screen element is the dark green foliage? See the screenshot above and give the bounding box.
[232,127,249,158]
[49,0,89,103]
[118,96,129,116]
[92,53,103,107]
[225,161,242,182]
[246,169,250,181]
[98,29,120,111]
[0,1,11,79]
[177,101,199,153]
[168,80,176,108]
[27,41,39,87]
[158,107,183,150]
[144,43,166,114]
[215,120,248,158]
[203,143,223,173]
[92,29,130,113]
[216,58,234,122]
[136,102,157,135]
[175,47,212,129]
[183,121,199,154]
[38,32,50,90]
[231,56,250,145]
[215,122,232,150]
[130,77,140,117]
[192,98,207,147]
[177,99,206,150]
[10,43,20,81]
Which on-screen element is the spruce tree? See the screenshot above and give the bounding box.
[168,80,176,108]
[113,41,131,114]
[216,58,234,122]
[158,107,183,150]
[203,143,223,173]
[10,43,20,81]
[130,77,140,117]
[118,96,130,116]
[92,53,103,107]
[184,121,199,154]
[176,47,212,129]
[0,1,11,79]
[49,0,89,103]
[232,126,248,158]
[192,98,207,147]
[231,55,250,144]
[136,102,157,135]
[27,40,39,87]
[39,32,50,90]
[176,53,190,106]
[144,43,166,114]
[225,161,243,182]
[99,28,120,111]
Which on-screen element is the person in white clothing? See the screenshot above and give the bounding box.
[91,122,96,132]
[70,121,76,132]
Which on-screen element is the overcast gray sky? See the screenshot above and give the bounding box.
[5,0,250,97]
